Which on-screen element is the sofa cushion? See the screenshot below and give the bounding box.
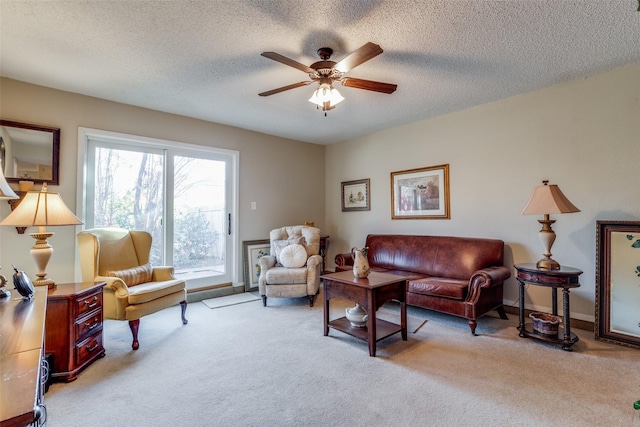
[127,279,185,305]
[107,263,153,287]
[279,244,307,268]
[408,277,469,300]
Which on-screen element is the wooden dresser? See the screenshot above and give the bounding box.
[45,282,106,382]
[0,288,48,427]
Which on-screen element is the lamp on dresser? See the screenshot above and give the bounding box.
[0,167,18,298]
[520,180,580,270]
[0,183,83,288]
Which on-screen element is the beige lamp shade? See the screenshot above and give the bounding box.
[521,181,580,215]
[0,186,82,228]
[0,184,82,288]
[520,181,579,270]
[0,168,18,200]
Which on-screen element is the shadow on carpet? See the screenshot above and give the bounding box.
[376,306,428,334]
[202,293,260,309]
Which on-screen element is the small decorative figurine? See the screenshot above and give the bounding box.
[12,265,35,300]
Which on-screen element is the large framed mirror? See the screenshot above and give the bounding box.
[595,220,640,349]
[0,119,60,185]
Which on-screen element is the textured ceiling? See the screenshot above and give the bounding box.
[1,1,639,145]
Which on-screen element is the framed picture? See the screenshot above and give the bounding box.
[341,178,370,212]
[391,164,450,219]
[243,239,270,292]
[595,220,640,349]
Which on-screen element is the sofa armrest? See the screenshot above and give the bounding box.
[466,266,511,302]
[475,266,512,287]
[335,252,354,267]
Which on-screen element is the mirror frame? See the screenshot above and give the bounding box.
[595,220,640,349]
[0,119,60,186]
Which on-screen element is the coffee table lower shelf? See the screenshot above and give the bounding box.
[328,317,402,342]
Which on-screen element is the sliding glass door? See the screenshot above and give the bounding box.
[82,130,237,290]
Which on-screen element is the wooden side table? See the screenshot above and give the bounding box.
[321,270,407,357]
[46,282,106,382]
[514,263,582,351]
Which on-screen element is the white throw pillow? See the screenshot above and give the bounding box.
[278,244,307,268]
[273,237,305,261]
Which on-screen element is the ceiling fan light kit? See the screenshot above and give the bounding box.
[259,42,397,116]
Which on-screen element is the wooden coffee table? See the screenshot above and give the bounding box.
[321,270,407,357]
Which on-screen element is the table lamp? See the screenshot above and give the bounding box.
[0,167,19,297]
[0,183,83,288]
[520,180,580,270]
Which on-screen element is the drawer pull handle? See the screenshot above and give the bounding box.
[84,296,98,308]
[86,342,98,352]
[84,318,99,330]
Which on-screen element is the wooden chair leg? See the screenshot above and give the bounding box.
[468,319,478,336]
[262,295,267,307]
[308,294,316,307]
[129,319,140,350]
[180,301,188,324]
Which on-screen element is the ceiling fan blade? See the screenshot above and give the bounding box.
[334,42,384,73]
[340,77,397,94]
[261,52,314,73]
[258,81,313,97]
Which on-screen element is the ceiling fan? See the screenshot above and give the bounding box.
[259,42,397,115]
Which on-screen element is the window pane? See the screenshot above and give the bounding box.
[93,147,164,265]
[173,156,226,279]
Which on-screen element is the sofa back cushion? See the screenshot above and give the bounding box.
[364,234,505,280]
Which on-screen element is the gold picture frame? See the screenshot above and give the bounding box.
[391,164,450,219]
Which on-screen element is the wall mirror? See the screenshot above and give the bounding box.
[0,119,60,185]
[595,220,640,349]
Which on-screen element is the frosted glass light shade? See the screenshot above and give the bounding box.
[309,83,344,107]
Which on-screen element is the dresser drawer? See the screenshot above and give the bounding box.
[75,333,103,367]
[74,309,103,342]
[75,290,102,317]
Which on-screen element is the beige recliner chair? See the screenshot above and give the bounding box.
[77,228,187,350]
[258,225,322,307]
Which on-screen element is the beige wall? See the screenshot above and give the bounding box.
[0,78,326,286]
[2,61,638,319]
[325,62,640,321]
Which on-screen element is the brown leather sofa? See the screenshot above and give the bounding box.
[334,234,511,335]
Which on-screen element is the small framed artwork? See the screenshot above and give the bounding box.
[595,220,640,349]
[243,239,270,292]
[341,178,370,212]
[391,164,450,219]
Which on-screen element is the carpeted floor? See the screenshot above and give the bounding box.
[45,289,640,426]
